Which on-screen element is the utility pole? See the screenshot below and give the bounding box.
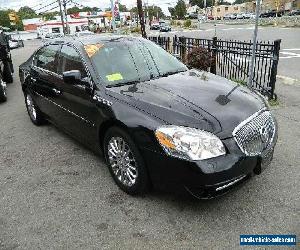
[137,0,147,38]
[248,0,261,87]
[57,0,66,35]
[110,0,116,31]
[214,0,217,37]
[63,0,69,34]
[204,0,207,21]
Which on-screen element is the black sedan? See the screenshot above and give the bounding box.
[19,36,277,198]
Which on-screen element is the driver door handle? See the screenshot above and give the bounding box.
[52,88,61,95]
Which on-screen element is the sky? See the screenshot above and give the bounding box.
[0,0,234,15]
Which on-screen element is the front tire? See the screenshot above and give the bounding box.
[25,92,45,125]
[103,127,150,195]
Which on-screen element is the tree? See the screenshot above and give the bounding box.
[189,0,231,8]
[0,10,12,28]
[42,12,58,21]
[189,0,213,8]
[67,6,81,15]
[137,0,146,38]
[119,4,128,12]
[219,0,231,5]
[18,6,37,20]
[0,9,24,31]
[148,6,165,20]
[131,5,164,20]
[175,0,187,19]
[168,7,176,17]
[67,6,101,14]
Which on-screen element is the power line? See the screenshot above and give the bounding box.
[37,4,60,15]
[37,0,72,14]
[33,1,58,12]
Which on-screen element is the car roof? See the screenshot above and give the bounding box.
[50,34,144,47]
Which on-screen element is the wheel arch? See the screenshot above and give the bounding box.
[98,119,131,153]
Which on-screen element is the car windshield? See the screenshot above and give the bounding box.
[89,39,188,86]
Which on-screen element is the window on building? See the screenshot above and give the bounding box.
[217,8,220,12]
[225,7,229,11]
[52,27,60,33]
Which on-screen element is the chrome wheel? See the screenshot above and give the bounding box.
[1,80,7,97]
[26,94,37,121]
[107,136,138,187]
[0,79,6,97]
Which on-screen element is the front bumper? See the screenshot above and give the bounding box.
[140,137,276,199]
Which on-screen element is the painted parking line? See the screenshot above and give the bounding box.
[280,50,300,59]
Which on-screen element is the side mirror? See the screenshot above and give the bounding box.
[63,70,81,85]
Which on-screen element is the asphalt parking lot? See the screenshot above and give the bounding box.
[0,39,299,249]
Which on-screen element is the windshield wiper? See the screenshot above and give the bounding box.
[160,69,187,78]
[106,80,140,88]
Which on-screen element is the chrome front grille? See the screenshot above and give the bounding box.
[233,109,276,156]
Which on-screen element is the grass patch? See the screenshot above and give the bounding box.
[231,78,247,86]
[268,98,280,107]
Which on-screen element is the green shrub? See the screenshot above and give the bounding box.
[184,19,192,28]
[176,21,182,26]
[131,27,141,33]
[186,47,214,71]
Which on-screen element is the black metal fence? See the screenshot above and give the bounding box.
[148,36,281,99]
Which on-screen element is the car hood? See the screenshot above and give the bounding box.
[106,70,266,139]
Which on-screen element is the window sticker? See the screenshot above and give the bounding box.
[84,44,104,58]
[106,73,123,82]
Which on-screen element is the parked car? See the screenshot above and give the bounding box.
[236,13,244,19]
[207,15,214,20]
[159,21,171,32]
[288,9,300,16]
[260,10,284,18]
[223,14,231,20]
[189,13,198,19]
[230,13,237,20]
[0,30,21,102]
[74,31,95,37]
[150,23,160,30]
[43,33,64,42]
[248,13,256,19]
[19,36,278,198]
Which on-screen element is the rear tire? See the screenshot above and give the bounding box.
[0,77,7,103]
[25,92,46,125]
[103,127,150,195]
[3,60,13,83]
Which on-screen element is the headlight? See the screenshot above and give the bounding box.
[155,126,226,161]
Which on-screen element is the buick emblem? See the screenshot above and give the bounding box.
[260,125,269,146]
